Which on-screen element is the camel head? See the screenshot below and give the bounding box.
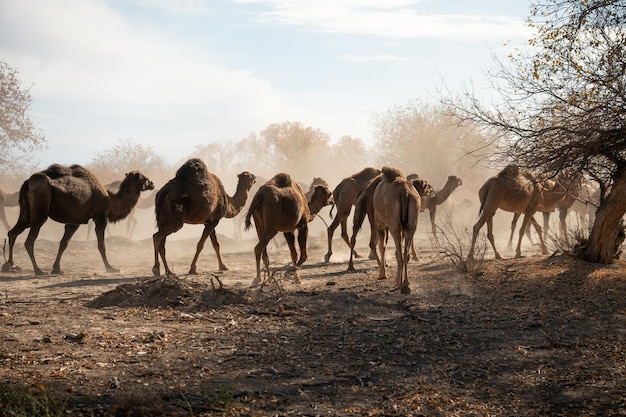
[412,178,436,208]
[123,171,155,192]
[448,175,463,188]
[237,171,256,190]
[308,184,333,220]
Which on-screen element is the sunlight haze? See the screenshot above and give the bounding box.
[0,0,531,167]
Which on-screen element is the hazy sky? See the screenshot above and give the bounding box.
[0,0,531,167]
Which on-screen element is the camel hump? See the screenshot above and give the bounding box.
[381,166,405,183]
[498,164,522,179]
[41,164,73,179]
[271,173,293,188]
[353,167,382,183]
[175,158,210,183]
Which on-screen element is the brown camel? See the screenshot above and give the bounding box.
[507,171,583,248]
[0,187,20,231]
[152,159,255,276]
[324,167,382,263]
[2,164,154,275]
[347,174,435,271]
[372,166,420,294]
[244,173,333,287]
[407,174,463,244]
[468,165,547,261]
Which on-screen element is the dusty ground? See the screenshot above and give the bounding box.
[1,219,626,416]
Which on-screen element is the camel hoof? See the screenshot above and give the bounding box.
[1,262,12,273]
[219,265,229,271]
[107,267,120,273]
[51,268,63,275]
[35,269,47,276]
[324,253,331,263]
[400,286,411,295]
[188,268,199,275]
[152,266,161,277]
[378,276,387,281]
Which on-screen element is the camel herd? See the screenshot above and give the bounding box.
[0,160,597,293]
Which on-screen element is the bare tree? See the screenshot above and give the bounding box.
[0,61,46,173]
[87,139,169,185]
[444,0,626,264]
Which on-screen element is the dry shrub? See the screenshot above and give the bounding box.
[436,222,487,275]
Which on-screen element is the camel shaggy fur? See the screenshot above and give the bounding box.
[152,159,255,276]
[372,166,420,294]
[245,173,333,287]
[2,164,154,275]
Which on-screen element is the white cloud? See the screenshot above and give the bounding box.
[233,0,529,41]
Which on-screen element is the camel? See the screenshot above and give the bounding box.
[372,166,420,294]
[324,167,382,263]
[348,173,435,271]
[2,164,154,275]
[468,165,548,261]
[244,173,333,287]
[507,171,583,248]
[407,174,463,244]
[0,187,20,231]
[152,159,255,277]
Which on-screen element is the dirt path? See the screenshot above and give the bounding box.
[1,231,626,416]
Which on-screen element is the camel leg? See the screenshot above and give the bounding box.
[559,207,569,246]
[94,220,119,273]
[508,212,521,250]
[25,225,47,275]
[469,213,490,260]
[367,215,378,260]
[324,214,342,263]
[252,231,277,287]
[2,220,29,273]
[296,225,308,267]
[340,218,359,258]
[188,221,219,274]
[153,232,173,276]
[429,206,439,245]
[376,229,388,280]
[401,231,413,294]
[486,216,502,259]
[392,231,404,290]
[51,224,80,274]
[284,231,301,284]
[210,230,229,271]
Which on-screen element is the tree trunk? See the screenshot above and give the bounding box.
[583,167,626,264]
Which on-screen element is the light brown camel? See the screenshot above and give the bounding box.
[0,187,20,231]
[324,167,382,263]
[2,164,154,275]
[152,159,255,276]
[407,174,463,245]
[347,174,435,271]
[468,165,547,260]
[244,173,333,287]
[372,166,420,294]
[507,171,583,248]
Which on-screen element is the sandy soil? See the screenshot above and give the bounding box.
[1,216,626,416]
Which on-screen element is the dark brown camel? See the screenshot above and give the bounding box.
[0,187,19,231]
[372,167,420,294]
[348,174,435,271]
[2,164,154,275]
[324,167,382,263]
[408,174,463,245]
[244,173,333,287]
[152,159,255,276]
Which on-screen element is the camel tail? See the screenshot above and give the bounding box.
[477,180,490,216]
[244,193,263,231]
[352,194,368,232]
[401,191,418,231]
[329,202,335,219]
[16,179,31,223]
